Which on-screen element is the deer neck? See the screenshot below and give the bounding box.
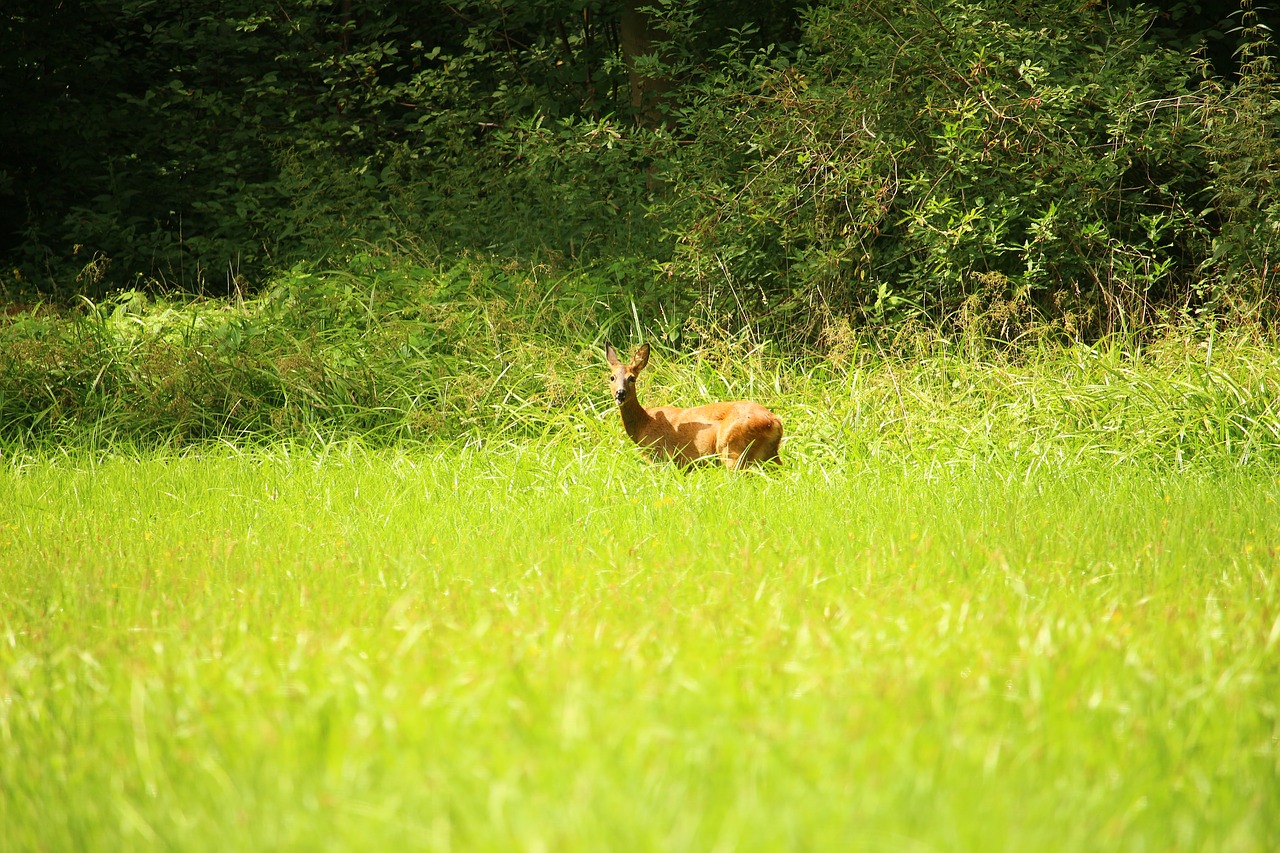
[617,393,651,442]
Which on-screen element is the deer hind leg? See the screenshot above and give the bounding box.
[739,437,781,467]
[716,429,745,470]
[750,438,781,465]
[719,414,782,470]
[753,421,783,464]
[720,438,769,470]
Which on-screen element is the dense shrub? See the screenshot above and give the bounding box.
[1,0,1276,345]
[655,0,1278,342]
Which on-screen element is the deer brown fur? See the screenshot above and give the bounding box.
[605,343,782,469]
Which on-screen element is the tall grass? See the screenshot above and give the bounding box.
[3,256,1279,849]
[2,258,1279,472]
[1,442,1277,850]
[0,256,630,446]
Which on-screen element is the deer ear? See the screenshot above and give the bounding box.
[631,343,650,372]
[605,343,619,367]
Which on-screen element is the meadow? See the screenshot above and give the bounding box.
[5,0,1280,844]
[3,334,1279,851]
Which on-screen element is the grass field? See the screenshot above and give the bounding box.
[2,428,1278,850]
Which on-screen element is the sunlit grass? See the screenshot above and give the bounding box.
[2,439,1277,851]
[4,271,1280,469]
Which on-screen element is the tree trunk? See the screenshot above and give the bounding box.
[619,1,669,127]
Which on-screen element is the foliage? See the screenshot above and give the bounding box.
[0,0,796,295]
[0,0,609,292]
[655,0,1260,342]
[1,0,1277,345]
[1192,0,1280,316]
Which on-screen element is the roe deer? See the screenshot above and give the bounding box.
[605,343,782,469]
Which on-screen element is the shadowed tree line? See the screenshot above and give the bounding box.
[0,0,1276,339]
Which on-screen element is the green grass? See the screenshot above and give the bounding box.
[4,258,1279,463]
[2,437,1278,851]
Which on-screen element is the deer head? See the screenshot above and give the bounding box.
[605,342,649,405]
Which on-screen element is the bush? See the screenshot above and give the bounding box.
[1192,1,1280,318]
[655,0,1277,343]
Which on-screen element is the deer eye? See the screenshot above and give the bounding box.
[626,376,636,384]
